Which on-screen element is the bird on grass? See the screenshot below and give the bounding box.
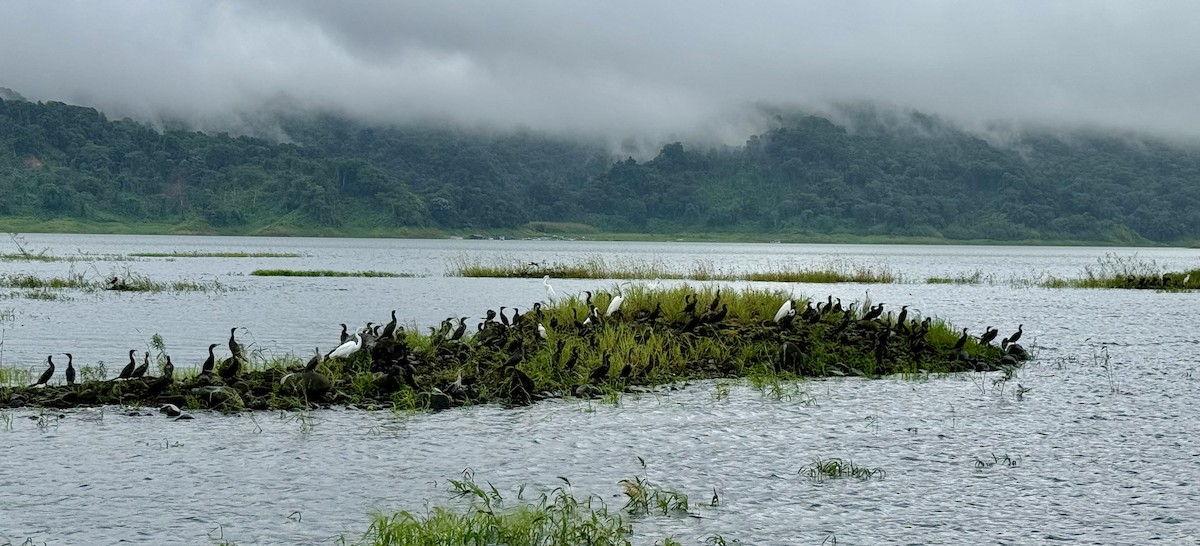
[543,275,557,303]
[304,347,322,372]
[162,356,174,381]
[31,355,54,387]
[327,333,362,360]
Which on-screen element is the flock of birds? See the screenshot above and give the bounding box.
[22,276,1029,394]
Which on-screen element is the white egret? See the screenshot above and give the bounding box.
[327,333,362,360]
[537,323,548,339]
[543,275,557,302]
[605,289,625,317]
[773,299,794,323]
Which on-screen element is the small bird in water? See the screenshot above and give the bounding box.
[31,355,55,387]
[65,353,76,386]
[118,350,137,380]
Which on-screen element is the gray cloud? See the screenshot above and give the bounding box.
[3,0,1198,147]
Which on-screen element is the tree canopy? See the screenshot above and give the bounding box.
[3,97,1199,243]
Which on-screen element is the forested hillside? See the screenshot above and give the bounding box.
[3,97,1199,243]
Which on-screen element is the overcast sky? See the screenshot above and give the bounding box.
[2,1,1197,146]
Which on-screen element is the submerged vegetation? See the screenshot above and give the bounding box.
[0,284,1025,410]
[250,269,413,277]
[799,458,886,482]
[450,255,897,283]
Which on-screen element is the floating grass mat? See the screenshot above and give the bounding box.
[130,251,304,258]
[0,285,1026,411]
[0,272,225,293]
[449,255,897,283]
[1038,268,1200,290]
[250,269,413,278]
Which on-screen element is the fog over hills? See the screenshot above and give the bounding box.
[3,1,1199,150]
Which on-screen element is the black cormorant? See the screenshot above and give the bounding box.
[31,355,54,387]
[118,350,137,379]
[65,353,76,386]
[201,344,217,375]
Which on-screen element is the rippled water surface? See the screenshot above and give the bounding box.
[2,235,1200,544]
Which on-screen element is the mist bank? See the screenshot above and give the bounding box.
[2,97,1200,245]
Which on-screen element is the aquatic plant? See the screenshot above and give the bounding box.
[926,270,988,285]
[0,271,226,293]
[619,458,691,516]
[130,251,304,258]
[448,255,898,283]
[250,269,414,277]
[798,458,885,482]
[358,471,632,546]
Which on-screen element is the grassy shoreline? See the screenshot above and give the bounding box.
[0,216,1180,247]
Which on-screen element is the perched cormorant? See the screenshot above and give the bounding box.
[683,293,698,316]
[449,317,468,341]
[895,305,909,332]
[228,327,242,361]
[709,289,721,312]
[1008,324,1023,344]
[499,307,510,326]
[65,353,76,386]
[952,328,969,351]
[979,326,999,346]
[862,303,884,322]
[339,324,349,344]
[131,351,150,378]
[483,309,497,323]
[162,356,174,380]
[201,344,218,375]
[31,355,54,387]
[590,354,611,383]
[304,347,322,372]
[380,311,397,341]
[118,350,137,380]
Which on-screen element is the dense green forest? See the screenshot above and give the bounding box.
[3,95,1200,243]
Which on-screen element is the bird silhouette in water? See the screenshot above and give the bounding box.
[118,350,137,380]
[201,344,217,375]
[65,353,76,386]
[979,326,999,346]
[131,351,150,378]
[31,355,55,387]
[1008,324,1023,344]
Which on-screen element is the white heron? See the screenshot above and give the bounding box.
[537,322,548,339]
[327,333,362,360]
[543,275,557,303]
[605,293,624,317]
[773,299,794,323]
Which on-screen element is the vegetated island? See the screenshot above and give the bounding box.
[0,285,1029,412]
[3,95,1200,245]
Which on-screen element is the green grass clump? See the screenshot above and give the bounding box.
[0,273,91,290]
[1036,253,1200,290]
[359,471,632,546]
[0,271,225,293]
[250,269,413,277]
[798,458,885,481]
[0,366,34,387]
[130,251,304,258]
[450,255,897,283]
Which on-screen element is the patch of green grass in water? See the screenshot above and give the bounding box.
[250,269,414,278]
[449,255,897,283]
[130,251,305,258]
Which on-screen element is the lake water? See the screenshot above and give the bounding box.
[2,235,1200,544]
